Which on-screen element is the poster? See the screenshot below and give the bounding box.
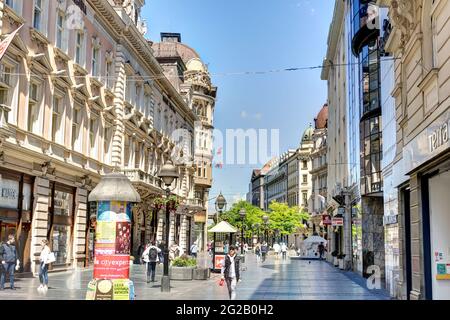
[95,279,114,300]
[214,254,225,270]
[111,201,131,222]
[436,263,450,280]
[322,215,332,226]
[85,279,97,300]
[93,255,130,279]
[332,217,344,226]
[112,279,130,300]
[94,243,115,256]
[115,222,131,254]
[96,221,116,243]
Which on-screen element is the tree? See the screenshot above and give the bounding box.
[219,201,265,238]
[267,201,309,237]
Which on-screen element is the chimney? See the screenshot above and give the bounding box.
[161,32,181,43]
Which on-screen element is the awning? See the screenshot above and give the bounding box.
[303,235,327,244]
[208,221,238,233]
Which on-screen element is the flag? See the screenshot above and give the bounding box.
[0,25,23,61]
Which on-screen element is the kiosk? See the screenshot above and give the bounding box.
[208,221,237,272]
[294,235,327,260]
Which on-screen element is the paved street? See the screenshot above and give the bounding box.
[0,254,390,300]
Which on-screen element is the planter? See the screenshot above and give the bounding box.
[193,268,210,280]
[338,259,344,270]
[333,257,339,267]
[170,266,194,280]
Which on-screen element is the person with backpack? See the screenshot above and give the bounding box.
[0,234,20,290]
[142,241,161,283]
[260,242,268,263]
[190,242,198,258]
[38,239,53,292]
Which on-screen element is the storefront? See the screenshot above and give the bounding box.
[47,182,76,270]
[402,110,450,300]
[0,168,34,274]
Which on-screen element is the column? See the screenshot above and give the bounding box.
[409,174,423,300]
[169,212,175,246]
[111,45,126,167]
[344,192,352,269]
[30,177,50,275]
[156,211,164,243]
[179,214,187,253]
[72,187,88,268]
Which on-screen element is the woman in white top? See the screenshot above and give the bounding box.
[38,239,51,291]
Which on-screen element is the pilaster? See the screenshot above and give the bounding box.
[73,187,88,268]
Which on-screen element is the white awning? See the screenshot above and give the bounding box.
[303,235,327,243]
[208,221,238,233]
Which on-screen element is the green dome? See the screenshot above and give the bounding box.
[301,124,314,145]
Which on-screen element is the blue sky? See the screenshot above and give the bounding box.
[142,0,334,211]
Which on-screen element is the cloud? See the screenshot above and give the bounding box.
[240,110,263,121]
[240,111,248,118]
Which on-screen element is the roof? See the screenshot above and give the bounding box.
[301,124,315,145]
[315,104,329,129]
[152,41,202,65]
[303,235,327,244]
[208,221,238,233]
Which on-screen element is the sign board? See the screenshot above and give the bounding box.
[322,215,332,226]
[436,263,450,280]
[332,217,344,226]
[93,255,130,279]
[214,254,225,270]
[383,215,398,225]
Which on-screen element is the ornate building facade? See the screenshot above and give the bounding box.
[0,0,214,275]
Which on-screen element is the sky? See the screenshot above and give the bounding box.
[142,0,335,213]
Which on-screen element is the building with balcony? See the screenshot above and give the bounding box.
[0,0,210,275]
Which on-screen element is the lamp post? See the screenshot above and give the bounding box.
[214,192,227,223]
[262,215,269,244]
[158,159,179,293]
[239,209,246,254]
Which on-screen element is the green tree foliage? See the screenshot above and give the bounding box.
[267,201,309,236]
[219,200,265,237]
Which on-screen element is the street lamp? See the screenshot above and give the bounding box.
[215,192,227,223]
[239,208,246,254]
[158,159,179,293]
[262,215,269,244]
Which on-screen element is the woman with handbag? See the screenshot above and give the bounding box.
[38,239,54,292]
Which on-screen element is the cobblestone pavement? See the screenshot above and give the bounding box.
[0,254,390,300]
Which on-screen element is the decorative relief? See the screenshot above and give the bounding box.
[390,0,416,49]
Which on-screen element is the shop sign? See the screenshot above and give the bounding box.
[332,217,344,226]
[404,111,450,173]
[338,207,345,216]
[383,214,398,225]
[214,254,225,270]
[0,179,19,209]
[93,255,130,279]
[436,263,450,280]
[322,215,332,226]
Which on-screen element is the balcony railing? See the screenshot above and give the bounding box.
[121,168,161,188]
[185,198,204,208]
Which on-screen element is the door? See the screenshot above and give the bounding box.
[428,170,450,300]
[403,188,412,300]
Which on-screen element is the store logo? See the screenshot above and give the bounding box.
[429,121,449,153]
[366,265,382,290]
[1,188,17,199]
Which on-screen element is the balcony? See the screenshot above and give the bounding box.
[351,2,379,56]
[185,198,205,210]
[121,168,162,197]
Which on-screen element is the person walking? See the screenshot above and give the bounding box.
[142,241,161,283]
[254,243,261,263]
[273,242,281,260]
[190,242,198,258]
[281,242,288,260]
[169,242,180,262]
[318,242,327,261]
[243,243,248,254]
[0,235,20,290]
[38,239,52,292]
[260,242,268,263]
[221,245,240,300]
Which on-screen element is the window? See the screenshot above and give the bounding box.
[56,11,64,50]
[33,0,42,30]
[28,82,40,133]
[89,117,97,157]
[75,31,84,65]
[52,96,63,143]
[303,175,308,184]
[0,65,11,106]
[92,47,99,76]
[106,60,113,89]
[103,124,112,164]
[72,106,82,151]
[431,16,438,68]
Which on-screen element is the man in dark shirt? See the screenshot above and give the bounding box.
[0,235,20,290]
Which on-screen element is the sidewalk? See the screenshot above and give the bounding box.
[0,253,391,300]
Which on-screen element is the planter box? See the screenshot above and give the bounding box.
[338,259,344,270]
[333,257,339,267]
[170,266,194,280]
[193,268,210,280]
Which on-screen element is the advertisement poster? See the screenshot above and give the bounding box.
[436,263,450,280]
[97,201,112,221]
[115,222,131,254]
[332,217,344,226]
[94,243,115,256]
[85,280,97,300]
[214,254,225,270]
[322,215,332,226]
[96,221,116,243]
[111,201,131,222]
[112,279,130,300]
[93,255,130,279]
[95,279,114,300]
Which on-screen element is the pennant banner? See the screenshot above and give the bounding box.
[0,25,23,61]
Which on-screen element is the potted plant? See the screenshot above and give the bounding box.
[152,197,165,211]
[170,254,196,280]
[166,195,180,211]
[331,251,339,267]
[337,253,346,270]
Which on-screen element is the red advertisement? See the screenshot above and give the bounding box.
[93,255,130,279]
[214,254,225,270]
[322,214,332,226]
[115,222,131,254]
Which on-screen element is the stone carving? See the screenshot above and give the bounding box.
[390,0,416,49]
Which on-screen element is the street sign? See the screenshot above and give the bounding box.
[332,217,344,226]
